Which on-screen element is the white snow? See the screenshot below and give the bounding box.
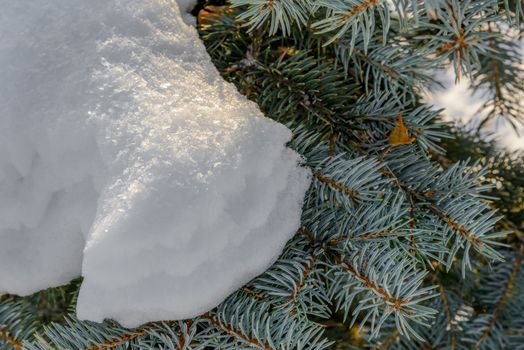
[0,0,311,327]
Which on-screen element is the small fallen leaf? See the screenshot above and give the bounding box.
[389,115,416,146]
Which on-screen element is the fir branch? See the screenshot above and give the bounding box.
[327,244,437,340]
[242,286,266,301]
[174,320,192,350]
[352,230,392,240]
[233,0,310,36]
[425,203,481,247]
[290,255,317,302]
[0,300,35,349]
[84,325,151,350]
[306,153,387,210]
[336,0,380,23]
[335,259,405,310]
[372,148,504,266]
[475,245,524,349]
[313,0,388,48]
[248,53,359,131]
[203,312,273,350]
[310,147,501,267]
[418,0,500,78]
[0,327,23,350]
[313,172,358,198]
[438,28,469,58]
[352,47,400,80]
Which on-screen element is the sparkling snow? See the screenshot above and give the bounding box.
[0,0,311,327]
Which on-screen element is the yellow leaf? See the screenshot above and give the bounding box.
[389,115,416,146]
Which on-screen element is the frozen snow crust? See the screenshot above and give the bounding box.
[0,0,311,327]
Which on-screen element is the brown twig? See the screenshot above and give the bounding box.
[327,230,390,246]
[426,203,482,246]
[86,326,151,350]
[0,327,23,350]
[290,255,317,301]
[313,172,358,198]
[176,320,193,350]
[352,48,401,80]
[242,286,265,300]
[203,313,273,350]
[261,0,275,10]
[379,164,484,248]
[338,0,380,23]
[335,259,405,311]
[440,28,469,53]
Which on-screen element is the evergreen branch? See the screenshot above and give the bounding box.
[337,0,380,23]
[23,317,161,350]
[475,245,524,349]
[290,255,317,302]
[352,47,400,80]
[0,327,23,350]
[313,0,388,48]
[327,244,437,340]
[203,312,273,350]
[335,259,404,310]
[368,147,504,267]
[248,240,332,319]
[302,145,448,266]
[418,0,500,78]
[248,53,359,131]
[175,322,188,350]
[313,172,358,198]
[242,286,266,301]
[334,38,437,104]
[233,0,310,36]
[426,203,481,246]
[438,28,469,58]
[140,320,205,349]
[84,325,151,350]
[299,226,437,340]
[352,230,391,240]
[376,161,474,244]
[0,300,35,349]
[306,153,387,211]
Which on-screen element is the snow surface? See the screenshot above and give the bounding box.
[0,0,311,327]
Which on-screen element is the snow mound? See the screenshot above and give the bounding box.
[0,0,311,326]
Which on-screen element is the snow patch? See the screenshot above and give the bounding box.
[0,0,310,326]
